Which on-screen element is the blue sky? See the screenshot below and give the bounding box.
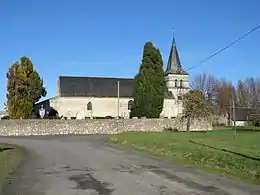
[1,0,260,109]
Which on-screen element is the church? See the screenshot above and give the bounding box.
[36,38,190,119]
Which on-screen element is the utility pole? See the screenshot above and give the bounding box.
[232,98,236,133]
[177,88,180,117]
[229,100,232,126]
[117,81,120,119]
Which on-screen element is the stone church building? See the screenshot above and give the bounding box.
[36,38,190,119]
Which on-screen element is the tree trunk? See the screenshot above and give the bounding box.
[186,116,191,131]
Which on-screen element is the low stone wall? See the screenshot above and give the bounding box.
[0,118,212,136]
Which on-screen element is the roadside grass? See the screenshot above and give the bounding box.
[214,125,260,131]
[108,129,260,185]
[236,125,260,131]
[0,144,25,192]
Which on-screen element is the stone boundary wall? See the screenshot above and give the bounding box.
[0,119,212,136]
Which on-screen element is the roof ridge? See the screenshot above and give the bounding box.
[59,76,133,80]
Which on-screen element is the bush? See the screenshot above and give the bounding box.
[1,116,10,120]
[253,121,260,127]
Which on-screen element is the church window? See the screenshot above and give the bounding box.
[128,100,134,110]
[175,79,178,87]
[87,102,92,110]
[180,80,183,88]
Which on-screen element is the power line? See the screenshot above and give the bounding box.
[185,24,260,72]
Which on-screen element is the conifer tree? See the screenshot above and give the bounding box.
[6,56,47,119]
[131,42,165,118]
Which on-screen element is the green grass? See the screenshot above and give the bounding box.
[214,125,260,131]
[236,125,260,131]
[108,129,260,185]
[0,144,25,192]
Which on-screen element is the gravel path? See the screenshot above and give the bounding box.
[1,135,260,195]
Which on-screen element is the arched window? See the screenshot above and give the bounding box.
[180,79,183,88]
[87,102,92,111]
[175,79,178,87]
[128,100,134,110]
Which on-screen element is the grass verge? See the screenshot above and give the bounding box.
[108,130,260,185]
[236,126,260,131]
[0,144,25,192]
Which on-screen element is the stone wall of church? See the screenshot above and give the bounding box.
[50,97,133,119]
[0,118,212,136]
[160,99,182,118]
[48,97,184,119]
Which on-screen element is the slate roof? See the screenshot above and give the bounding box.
[231,108,256,121]
[165,37,188,75]
[59,76,133,97]
[58,76,174,99]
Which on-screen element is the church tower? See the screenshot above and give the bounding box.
[164,35,189,116]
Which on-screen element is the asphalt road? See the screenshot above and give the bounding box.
[1,135,260,195]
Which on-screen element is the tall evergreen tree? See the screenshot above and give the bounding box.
[131,42,165,118]
[6,56,47,119]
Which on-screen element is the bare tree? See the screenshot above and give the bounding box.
[244,77,260,108]
[191,73,220,103]
[236,80,249,107]
[236,77,260,108]
[191,74,260,126]
[215,79,236,121]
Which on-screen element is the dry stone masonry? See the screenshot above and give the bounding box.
[0,119,212,136]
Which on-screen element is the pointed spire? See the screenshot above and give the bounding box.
[165,31,188,75]
[172,29,176,45]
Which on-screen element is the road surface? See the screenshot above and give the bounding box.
[1,135,260,195]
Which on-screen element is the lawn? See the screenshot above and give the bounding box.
[108,129,260,184]
[0,144,25,192]
[235,125,260,131]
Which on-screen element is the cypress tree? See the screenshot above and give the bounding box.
[131,42,165,118]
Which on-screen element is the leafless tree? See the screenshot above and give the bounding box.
[215,79,235,108]
[236,77,260,108]
[245,77,260,108]
[191,73,220,103]
[236,80,249,107]
[191,74,260,125]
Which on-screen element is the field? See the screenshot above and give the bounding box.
[108,129,260,184]
[0,144,25,192]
